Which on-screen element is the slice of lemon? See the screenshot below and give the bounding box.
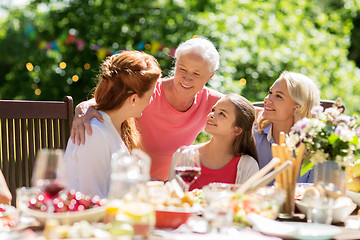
[123,202,153,221]
[106,200,123,215]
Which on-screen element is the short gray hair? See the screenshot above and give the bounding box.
[175,37,219,73]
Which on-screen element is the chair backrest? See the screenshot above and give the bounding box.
[252,99,337,110]
[0,96,73,205]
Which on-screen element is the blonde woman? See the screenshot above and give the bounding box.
[254,71,320,183]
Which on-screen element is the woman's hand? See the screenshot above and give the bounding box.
[71,99,103,145]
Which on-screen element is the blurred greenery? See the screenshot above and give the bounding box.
[0,0,360,117]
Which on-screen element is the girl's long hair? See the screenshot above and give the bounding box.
[227,94,258,164]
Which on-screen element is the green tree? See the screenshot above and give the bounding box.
[197,0,360,114]
[1,0,360,115]
[0,0,212,106]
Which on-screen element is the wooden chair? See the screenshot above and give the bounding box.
[0,96,73,205]
[252,99,337,110]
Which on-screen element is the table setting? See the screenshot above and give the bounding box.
[2,101,360,239]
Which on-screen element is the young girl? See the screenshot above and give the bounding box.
[64,51,161,198]
[169,93,259,190]
[254,71,320,183]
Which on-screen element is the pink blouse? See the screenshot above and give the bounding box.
[136,80,221,181]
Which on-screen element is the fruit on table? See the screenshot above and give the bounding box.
[353,162,360,177]
[28,189,103,213]
[347,177,360,192]
[121,202,154,237]
[347,161,360,193]
[122,202,154,221]
[106,221,133,236]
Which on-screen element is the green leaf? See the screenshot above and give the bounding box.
[328,133,339,145]
[300,157,314,176]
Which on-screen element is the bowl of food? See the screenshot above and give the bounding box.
[232,186,286,226]
[296,184,356,223]
[296,196,356,223]
[21,189,106,225]
[155,206,194,229]
[295,183,314,200]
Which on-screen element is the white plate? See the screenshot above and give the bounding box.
[248,213,341,240]
[256,221,341,240]
[287,222,341,240]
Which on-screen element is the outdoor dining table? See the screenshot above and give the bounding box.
[5,210,360,240]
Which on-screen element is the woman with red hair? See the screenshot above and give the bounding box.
[64,51,161,197]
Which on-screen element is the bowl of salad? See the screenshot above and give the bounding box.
[231,187,286,226]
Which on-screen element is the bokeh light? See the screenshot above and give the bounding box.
[84,63,90,70]
[240,78,247,86]
[35,89,41,95]
[59,62,67,69]
[26,62,34,71]
[145,44,151,50]
[72,75,79,82]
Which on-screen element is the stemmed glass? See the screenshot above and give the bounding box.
[203,184,234,234]
[32,148,67,212]
[174,146,201,192]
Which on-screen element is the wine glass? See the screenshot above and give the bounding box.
[174,146,201,192]
[32,148,67,212]
[203,184,234,234]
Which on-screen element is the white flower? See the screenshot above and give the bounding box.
[343,153,355,167]
[288,102,360,167]
[310,150,329,164]
[335,155,344,166]
[311,105,324,116]
[324,107,341,121]
[335,124,355,142]
[287,134,300,148]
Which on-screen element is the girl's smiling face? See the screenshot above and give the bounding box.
[205,98,239,136]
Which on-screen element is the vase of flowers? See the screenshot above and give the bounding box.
[314,161,347,195]
[288,98,360,195]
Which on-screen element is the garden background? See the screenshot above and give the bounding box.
[1,0,360,117]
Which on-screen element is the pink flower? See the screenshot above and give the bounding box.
[356,126,360,138]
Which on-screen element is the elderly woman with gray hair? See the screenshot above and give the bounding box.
[254,71,321,183]
[70,37,223,181]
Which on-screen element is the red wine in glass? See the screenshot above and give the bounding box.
[175,166,201,185]
[40,179,65,198]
